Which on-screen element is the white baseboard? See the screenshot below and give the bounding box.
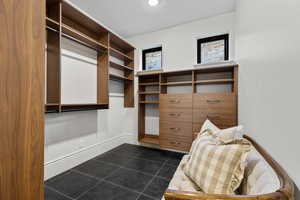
[44,133,137,180]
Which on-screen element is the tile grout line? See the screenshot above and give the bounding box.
[45,185,76,200]
[135,159,168,200]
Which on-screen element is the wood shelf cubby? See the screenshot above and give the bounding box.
[137,65,238,148]
[45,0,135,113]
[109,73,133,81]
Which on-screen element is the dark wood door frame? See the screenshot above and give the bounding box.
[0,0,45,199]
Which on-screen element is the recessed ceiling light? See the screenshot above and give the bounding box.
[148,0,159,7]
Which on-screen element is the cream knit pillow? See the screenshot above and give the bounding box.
[184,134,251,194]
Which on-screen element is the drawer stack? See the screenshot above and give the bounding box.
[193,93,237,133]
[160,94,193,151]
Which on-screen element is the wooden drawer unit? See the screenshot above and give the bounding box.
[193,93,237,132]
[160,137,191,151]
[193,93,236,110]
[160,121,192,141]
[160,94,193,109]
[160,108,192,122]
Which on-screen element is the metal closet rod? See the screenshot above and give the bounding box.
[46,26,106,53]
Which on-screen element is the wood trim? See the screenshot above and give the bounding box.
[164,135,294,200]
[0,0,45,199]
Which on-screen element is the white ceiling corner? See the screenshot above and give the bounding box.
[70,0,236,38]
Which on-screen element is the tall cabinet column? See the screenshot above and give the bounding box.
[0,0,45,199]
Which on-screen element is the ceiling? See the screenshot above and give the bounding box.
[69,0,236,38]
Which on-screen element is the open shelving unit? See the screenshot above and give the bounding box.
[45,0,135,113]
[137,65,239,149]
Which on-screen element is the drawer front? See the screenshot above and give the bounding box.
[160,94,193,109]
[193,111,237,128]
[193,93,236,110]
[160,121,192,141]
[160,108,192,122]
[160,138,191,151]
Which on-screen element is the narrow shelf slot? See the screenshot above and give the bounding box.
[139,101,159,104]
[62,24,108,51]
[195,79,234,84]
[160,81,193,86]
[110,47,133,62]
[139,82,160,86]
[139,135,159,145]
[110,61,133,71]
[110,73,133,81]
[138,91,160,95]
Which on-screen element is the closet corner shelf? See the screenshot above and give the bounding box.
[110,61,134,71]
[109,73,133,81]
[139,101,159,104]
[139,82,160,86]
[139,135,159,145]
[61,24,108,51]
[160,81,193,86]
[195,79,234,84]
[109,47,133,62]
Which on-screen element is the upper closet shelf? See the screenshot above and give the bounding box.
[109,47,133,62]
[110,61,133,71]
[62,24,108,52]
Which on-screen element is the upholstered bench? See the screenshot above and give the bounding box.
[163,135,294,200]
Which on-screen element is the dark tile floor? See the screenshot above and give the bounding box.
[45,144,184,200]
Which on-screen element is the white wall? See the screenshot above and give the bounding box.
[127,12,235,71]
[44,38,137,180]
[235,0,300,194]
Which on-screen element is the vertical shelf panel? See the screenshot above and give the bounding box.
[98,34,109,105]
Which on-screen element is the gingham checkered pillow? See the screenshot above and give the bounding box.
[184,136,251,194]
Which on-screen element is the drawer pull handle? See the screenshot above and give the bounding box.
[169,99,180,104]
[170,142,181,145]
[170,127,180,131]
[207,100,221,104]
[169,113,181,117]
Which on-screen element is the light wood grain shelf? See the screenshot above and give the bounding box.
[62,23,108,51]
[160,81,193,86]
[195,79,234,84]
[110,61,133,71]
[138,91,160,95]
[45,103,60,106]
[139,82,160,86]
[139,135,159,145]
[109,73,133,81]
[139,101,159,104]
[46,17,60,30]
[109,47,133,62]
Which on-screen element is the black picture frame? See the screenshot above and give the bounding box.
[197,34,229,64]
[142,46,162,71]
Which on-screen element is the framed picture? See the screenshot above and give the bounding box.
[142,47,162,71]
[197,34,229,64]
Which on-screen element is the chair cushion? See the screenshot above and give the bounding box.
[184,134,251,194]
[162,155,200,200]
[242,148,280,195]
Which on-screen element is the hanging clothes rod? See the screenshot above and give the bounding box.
[46,26,105,53]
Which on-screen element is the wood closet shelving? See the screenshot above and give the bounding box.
[137,65,239,150]
[45,0,135,113]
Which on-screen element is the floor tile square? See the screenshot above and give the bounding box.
[143,177,169,199]
[73,159,120,179]
[124,158,162,175]
[166,152,185,166]
[78,181,139,200]
[45,171,98,199]
[94,152,133,166]
[138,194,157,200]
[45,187,72,200]
[105,168,153,192]
[157,164,177,181]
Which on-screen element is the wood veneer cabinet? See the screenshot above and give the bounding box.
[137,65,238,151]
[45,0,135,113]
[0,0,45,199]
